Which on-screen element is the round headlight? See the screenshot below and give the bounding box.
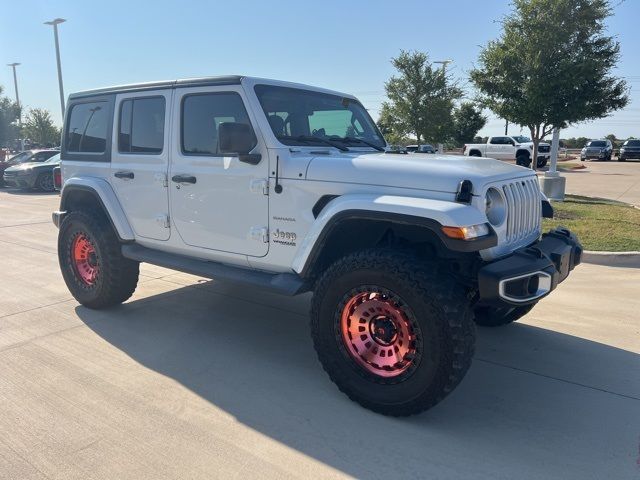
[485,187,507,226]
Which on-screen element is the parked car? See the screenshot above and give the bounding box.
[0,149,60,186]
[406,144,436,154]
[618,139,640,161]
[580,139,613,161]
[3,153,61,191]
[463,136,551,168]
[52,75,581,416]
[385,144,408,154]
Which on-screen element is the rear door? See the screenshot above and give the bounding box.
[110,91,172,241]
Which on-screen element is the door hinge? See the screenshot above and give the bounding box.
[250,226,269,243]
[250,179,269,195]
[156,214,170,228]
[155,172,168,187]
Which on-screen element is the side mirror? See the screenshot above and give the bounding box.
[218,122,261,165]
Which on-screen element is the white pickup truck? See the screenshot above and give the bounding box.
[463,135,550,168]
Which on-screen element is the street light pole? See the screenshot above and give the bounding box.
[7,63,24,150]
[44,18,66,119]
[433,59,453,76]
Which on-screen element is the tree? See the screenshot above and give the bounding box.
[0,86,21,147]
[382,50,463,144]
[452,102,487,146]
[22,108,60,147]
[470,0,628,169]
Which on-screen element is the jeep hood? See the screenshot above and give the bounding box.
[306,153,534,193]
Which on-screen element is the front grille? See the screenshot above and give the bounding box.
[502,178,541,244]
[538,145,550,153]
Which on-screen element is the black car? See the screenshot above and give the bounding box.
[3,153,61,192]
[619,139,640,161]
[580,139,613,161]
[0,149,59,186]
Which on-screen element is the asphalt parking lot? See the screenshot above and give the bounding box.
[0,188,639,480]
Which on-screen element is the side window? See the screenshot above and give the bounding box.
[490,137,506,145]
[118,97,165,154]
[181,92,254,155]
[66,101,108,153]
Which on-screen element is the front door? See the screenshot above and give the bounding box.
[169,86,269,257]
[111,91,171,240]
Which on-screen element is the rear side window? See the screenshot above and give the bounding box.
[119,97,165,154]
[181,92,254,155]
[66,101,108,153]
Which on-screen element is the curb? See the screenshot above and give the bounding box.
[582,250,640,268]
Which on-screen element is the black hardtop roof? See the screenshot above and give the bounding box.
[68,75,243,100]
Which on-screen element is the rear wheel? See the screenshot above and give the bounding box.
[618,157,626,162]
[473,304,535,327]
[36,172,55,192]
[58,211,139,309]
[469,150,481,157]
[311,249,475,416]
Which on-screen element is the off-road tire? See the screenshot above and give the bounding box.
[516,154,530,167]
[36,172,55,192]
[310,249,476,416]
[473,303,535,327]
[58,211,139,309]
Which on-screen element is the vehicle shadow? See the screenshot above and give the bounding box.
[75,280,640,478]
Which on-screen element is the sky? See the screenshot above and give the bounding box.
[1,0,638,140]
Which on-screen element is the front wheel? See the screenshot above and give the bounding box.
[537,157,548,168]
[516,154,530,167]
[58,211,139,309]
[311,250,476,416]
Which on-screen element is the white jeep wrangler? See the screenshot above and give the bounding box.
[53,76,581,416]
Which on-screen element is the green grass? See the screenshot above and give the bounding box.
[542,195,640,251]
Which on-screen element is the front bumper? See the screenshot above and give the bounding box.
[620,151,640,159]
[477,228,582,307]
[3,173,36,188]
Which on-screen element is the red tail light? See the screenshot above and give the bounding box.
[53,168,62,190]
[462,145,467,154]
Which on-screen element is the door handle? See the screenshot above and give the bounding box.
[171,174,197,184]
[114,171,134,179]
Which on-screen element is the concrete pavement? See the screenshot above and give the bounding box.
[0,188,638,480]
[551,158,640,206]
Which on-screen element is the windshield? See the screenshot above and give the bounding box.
[44,154,61,164]
[587,141,606,147]
[254,85,386,149]
[512,136,531,143]
[623,140,640,147]
[8,151,32,163]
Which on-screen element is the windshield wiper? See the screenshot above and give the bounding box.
[277,135,349,152]
[331,136,385,152]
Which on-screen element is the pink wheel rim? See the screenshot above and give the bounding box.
[340,291,417,377]
[72,233,99,285]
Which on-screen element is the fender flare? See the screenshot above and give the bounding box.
[60,177,135,241]
[292,194,496,276]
